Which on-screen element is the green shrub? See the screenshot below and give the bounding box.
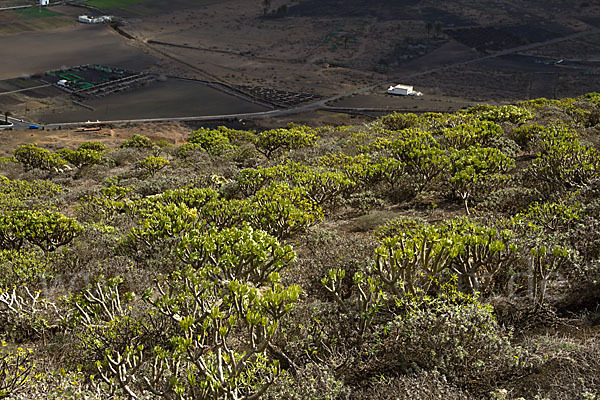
[188,127,232,156]
[13,144,67,172]
[377,112,419,131]
[120,134,154,149]
[383,285,525,386]
[256,125,319,158]
[0,210,83,252]
[465,105,534,124]
[0,342,34,399]
[58,148,104,170]
[136,155,170,177]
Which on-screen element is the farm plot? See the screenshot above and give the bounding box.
[0,24,156,80]
[36,78,268,123]
[83,0,224,16]
[0,7,74,35]
[236,85,322,107]
[45,65,154,99]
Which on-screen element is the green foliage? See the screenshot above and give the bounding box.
[141,270,300,399]
[511,123,575,151]
[58,148,104,170]
[581,92,600,107]
[77,141,106,152]
[0,210,83,252]
[120,134,154,150]
[0,176,62,212]
[386,129,447,193]
[520,200,583,232]
[13,143,67,172]
[137,155,170,177]
[3,95,600,399]
[319,153,376,187]
[447,146,515,214]
[248,182,324,238]
[188,127,232,156]
[0,342,34,399]
[373,218,452,296]
[442,119,502,149]
[178,225,296,284]
[384,284,523,383]
[527,136,600,194]
[443,218,516,293]
[153,186,219,209]
[125,202,200,254]
[465,104,534,124]
[377,112,419,131]
[236,162,355,210]
[0,249,53,287]
[375,217,516,295]
[255,125,319,158]
[71,260,300,399]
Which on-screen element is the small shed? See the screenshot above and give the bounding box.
[387,84,414,96]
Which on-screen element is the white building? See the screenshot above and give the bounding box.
[387,84,414,96]
[78,15,111,24]
[40,0,49,6]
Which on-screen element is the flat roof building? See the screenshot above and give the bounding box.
[387,84,414,96]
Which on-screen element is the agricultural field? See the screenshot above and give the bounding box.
[0,6,74,35]
[0,22,155,80]
[1,96,600,399]
[34,78,268,123]
[83,0,222,16]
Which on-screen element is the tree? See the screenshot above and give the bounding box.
[71,233,301,400]
[178,225,296,284]
[442,119,503,149]
[0,343,34,399]
[388,129,448,194]
[3,111,11,125]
